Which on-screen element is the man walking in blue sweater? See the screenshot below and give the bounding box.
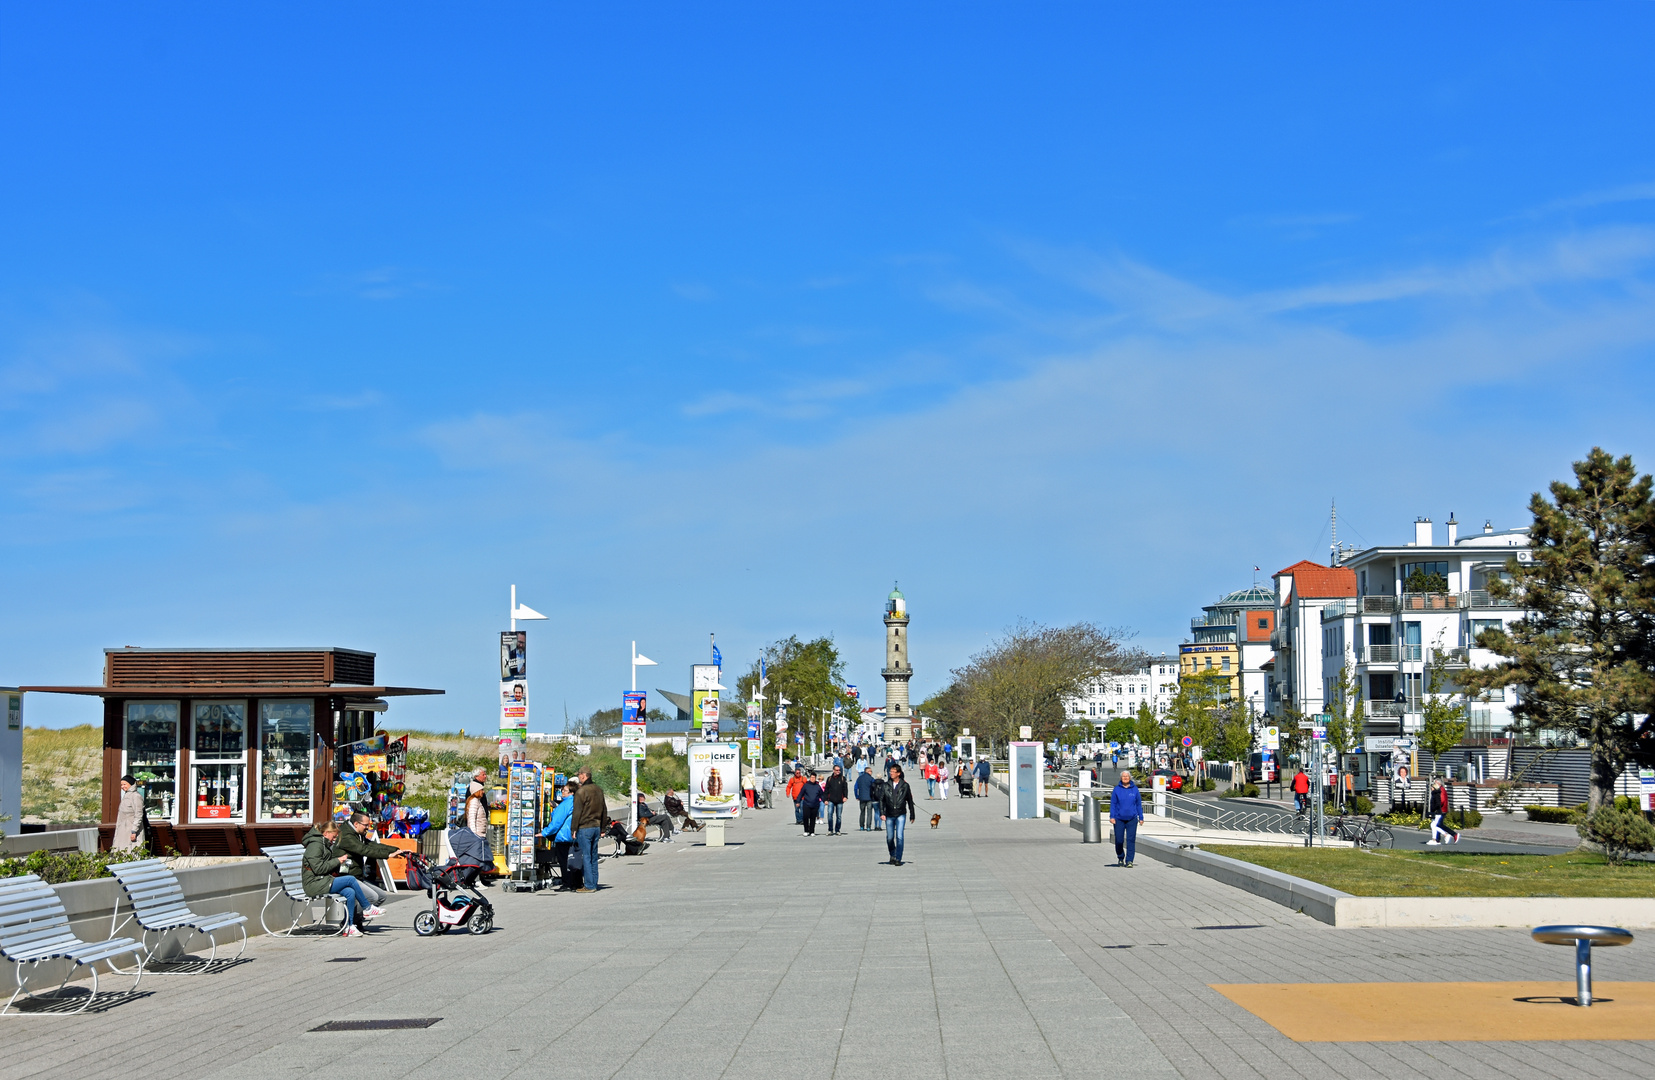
[1109,770,1144,867]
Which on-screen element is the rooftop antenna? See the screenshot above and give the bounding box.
[1331,499,1339,566]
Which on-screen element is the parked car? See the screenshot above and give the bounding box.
[1246,752,1278,784]
[1151,769,1185,793]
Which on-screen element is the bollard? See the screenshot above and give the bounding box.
[1082,793,1102,843]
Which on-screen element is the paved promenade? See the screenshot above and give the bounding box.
[5,784,1653,1080]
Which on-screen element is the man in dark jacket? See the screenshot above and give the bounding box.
[339,811,400,904]
[1109,771,1144,867]
[853,767,875,830]
[572,768,607,892]
[879,764,917,865]
[823,765,849,835]
[799,772,824,835]
[975,756,991,796]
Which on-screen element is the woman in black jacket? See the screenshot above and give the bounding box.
[879,764,917,865]
[823,765,849,835]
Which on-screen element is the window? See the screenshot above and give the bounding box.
[259,700,314,822]
[192,700,247,821]
[1257,618,1268,629]
[1221,657,1231,672]
[124,702,180,824]
[1204,658,1213,670]
[1469,620,1501,646]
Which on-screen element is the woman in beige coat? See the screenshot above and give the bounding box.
[113,774,147,851]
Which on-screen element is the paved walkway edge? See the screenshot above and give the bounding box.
[1132,836,1347,924]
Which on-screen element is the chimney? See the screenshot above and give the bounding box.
[1414,517,1432,547]
[1446,513,1458,546]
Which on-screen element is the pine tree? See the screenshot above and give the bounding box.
[1462,449,1655,811]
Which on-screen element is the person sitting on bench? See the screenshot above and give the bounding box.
[662,789,702,831]
[635,793,673,843]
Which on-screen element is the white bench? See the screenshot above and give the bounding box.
[108,859,248,973]
[0,874,146,1015]
[259,845,346,936]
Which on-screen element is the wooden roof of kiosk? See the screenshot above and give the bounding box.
[22,646,444,699]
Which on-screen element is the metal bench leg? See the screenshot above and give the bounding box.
[1577,938,1593,1007]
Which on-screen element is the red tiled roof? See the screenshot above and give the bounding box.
[1273,559,1356,599]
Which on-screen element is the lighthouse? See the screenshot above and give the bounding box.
[882,583,913,742]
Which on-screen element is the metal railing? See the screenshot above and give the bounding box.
[1401,592,1459,610]
[1362,644,1423,664]
[1321,600,1348,620]
[1462,589,1521,608]
[1366,700,1406,717]
[1191,612,1240,628]
[1154,789,1301,835]
[1360,595,1400,614]
[1437,646,1470,668]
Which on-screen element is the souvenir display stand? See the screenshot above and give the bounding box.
[502,760,546,892]
[330,734,429,888]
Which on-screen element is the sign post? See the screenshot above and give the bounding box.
[1310,714,1330,847]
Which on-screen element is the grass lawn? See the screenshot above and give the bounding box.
[1201,844,1655,898]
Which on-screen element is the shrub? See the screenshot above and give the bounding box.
[1578,804,1655,864]
[0,846,152,885]
[1196,777,1217,792]
[1378,810,1427,828]
[1220,783,1259,800]
[1525,805,1585,824]
[1447,807,1483,830]
[1348,795,1374,815]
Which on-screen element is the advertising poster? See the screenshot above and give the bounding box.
[500,632,527,680]
[500,680,528,729]
[688,742,742,819]
[622,691,647,761]
[692,664,719,730]
[748,739,761,760]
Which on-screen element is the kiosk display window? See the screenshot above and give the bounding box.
[192,700,246,821]
[259,700,314,821]
[124,701,180,823]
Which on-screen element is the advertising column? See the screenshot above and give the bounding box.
[689,740,741,846]
[1009,741,1044,819]
[500,631,528,763]
[692,664,720,741]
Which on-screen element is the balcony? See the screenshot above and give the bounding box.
[1270,629,1292,650]
[1361,644,1423,664]
[1400,592,1460,611]
[1366,701,1406,718]
[1359,595,1399,615]
[1191,612,1240,629]
[1462,589,1521,609]
[1436,646,1470,669]
[1321,600,1348,620]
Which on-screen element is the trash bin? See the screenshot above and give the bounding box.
[1082,793,1102,843]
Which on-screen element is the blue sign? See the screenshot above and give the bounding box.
[747,718,760,740]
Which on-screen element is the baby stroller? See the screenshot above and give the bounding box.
[405,829,496,936]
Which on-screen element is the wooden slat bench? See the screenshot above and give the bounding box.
[108,859,248,973]
[0,874,146,1015]
[259,845,345,936]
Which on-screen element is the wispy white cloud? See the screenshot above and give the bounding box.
[1528,181,1655,216]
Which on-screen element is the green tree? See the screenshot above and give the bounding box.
[1417,646,1469,773]
[1216,698,1255,763]
[733,635,858,762]
[1462,449,1655,812]
[937,622,1145,752]
[1323,667,1365,805]
[1132,702,1164,756]
[1167,672,1228,761]
[1103,716,1137,744]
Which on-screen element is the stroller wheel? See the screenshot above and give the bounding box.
[414,910,439,937]
[471,908,494,935]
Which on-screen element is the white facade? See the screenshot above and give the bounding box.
[1066,655,1180,729]
[1270,561,1358,720]
[1325,516,1531,739]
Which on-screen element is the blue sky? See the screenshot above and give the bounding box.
[5,4,1655,730]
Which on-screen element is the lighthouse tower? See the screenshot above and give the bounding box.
[882,583,913,742]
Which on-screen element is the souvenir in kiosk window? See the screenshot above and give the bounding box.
[259,700,314,821]
[124,701,180,823]
[192,700,247,821]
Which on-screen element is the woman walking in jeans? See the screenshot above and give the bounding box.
[879,764,917,866]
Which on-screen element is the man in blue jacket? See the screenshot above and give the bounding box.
[1109,770,1144,867]
[854,765,875,830]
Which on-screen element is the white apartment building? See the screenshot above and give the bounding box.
[1269,559,1359,720]
[1320,515,1530,742]
[1066,654,1180,732]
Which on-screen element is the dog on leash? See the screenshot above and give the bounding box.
[929,813,942,829]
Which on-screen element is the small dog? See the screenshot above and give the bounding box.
[929,813,942,829]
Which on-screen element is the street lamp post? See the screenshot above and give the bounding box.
[628,641,658,830]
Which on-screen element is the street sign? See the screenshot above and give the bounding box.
[1311,726,1327,741]
[1264,726,1280,750]
[1297,721,1315,730]
[1180,736,1193,748]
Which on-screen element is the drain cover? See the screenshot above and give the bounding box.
[327,957,366,963]
[1194,924,1264,931]
[311,1018,442,1032]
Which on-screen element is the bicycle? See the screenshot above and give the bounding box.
[1326,812,1396,849]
